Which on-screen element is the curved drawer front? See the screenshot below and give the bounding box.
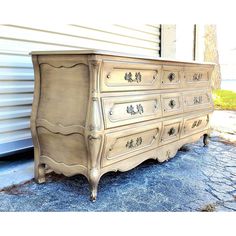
[160,118,182,144]
[183,90,212,111]
[102,95,162,128]
[161,93,183,117]
[101,60,161,91]
[184,67,210,88]
[102,122,161,167]
[181,114,209,137]
[161,66,183,89]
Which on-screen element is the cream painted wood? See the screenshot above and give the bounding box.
[184,66,211,88]
[102,94,161,128]
[160,118,182,145]
[102,121,162,167]
[30,50,214,201]
[161,65,183,89]
[181,114,210,138]
[100,60,161,91]
[161,92,183,117]
[183,89,212,112]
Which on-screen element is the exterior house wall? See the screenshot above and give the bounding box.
[0,24,161,156]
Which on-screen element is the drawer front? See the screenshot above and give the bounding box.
[181,114,210,137]
[184,67,210,88]
[101,60,161,91]
[102,122,161,167]
[102,95,162,128]
[160,119,182,144]
[161,66,183,89]
[161,93,183,117]
[183,90,212,111]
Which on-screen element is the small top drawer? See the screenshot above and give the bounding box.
[101,60,161,91]
[184,67,211,88]
[161,66,183,89]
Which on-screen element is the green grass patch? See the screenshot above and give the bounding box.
[213,89,236,110]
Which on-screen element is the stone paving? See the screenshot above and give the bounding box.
[0,134,235,212]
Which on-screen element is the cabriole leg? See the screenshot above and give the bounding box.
[203,134,209,147]
[35,163,46,184]
[89,168,100,202]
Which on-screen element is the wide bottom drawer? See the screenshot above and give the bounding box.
[102,122,162,167]
[101,112,211,167]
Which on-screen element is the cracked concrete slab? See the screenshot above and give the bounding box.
[211,110,236,143]
[0,135,235,212]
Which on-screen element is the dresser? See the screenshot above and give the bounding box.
[30,50,214,201]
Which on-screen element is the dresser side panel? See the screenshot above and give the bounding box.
[35,55,90,168]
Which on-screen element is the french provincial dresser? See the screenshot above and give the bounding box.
[30,50,214,201]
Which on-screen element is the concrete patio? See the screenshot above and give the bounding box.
[0,110,235,212]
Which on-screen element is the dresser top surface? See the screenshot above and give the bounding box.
[30,49,215,66]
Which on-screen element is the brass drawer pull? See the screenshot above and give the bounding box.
[193,73,202,81]
[126,104,144,115]
[168,127,175,136]
[192,119,202,128]
[193,96,202,104]
[126,137,143,149]
[124,72,142,83]
[169,99,176,109]
[168,72,175,82]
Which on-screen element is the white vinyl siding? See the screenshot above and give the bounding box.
[0,24,161,156]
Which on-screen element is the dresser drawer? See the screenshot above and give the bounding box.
[160,118,182,144]
[101,60,161,91]
[102,94,162,128]
[161,93,183,117]
[184,67,210,88]
[102,122,161,167]
[161,66,183,89]
[181,114,210,137]
[183,90,212,112]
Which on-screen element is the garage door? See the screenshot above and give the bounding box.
[0,24,161,156]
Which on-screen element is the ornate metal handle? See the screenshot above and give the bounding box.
[168,72,175,82]
[192,120,202,128]
[124,72,142,83]
[126,104,144,115]
[126,137,142,149]
[168,127,175,136]
[153,71,158,81]
[193,73,202,81]
[193,96,202,104]
[169,99,176,109]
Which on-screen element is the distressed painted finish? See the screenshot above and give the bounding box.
[30,50,214,201]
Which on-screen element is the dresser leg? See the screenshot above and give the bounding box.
[89,168,100,202]
[203,134,209,147]
[35,163,46,184]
